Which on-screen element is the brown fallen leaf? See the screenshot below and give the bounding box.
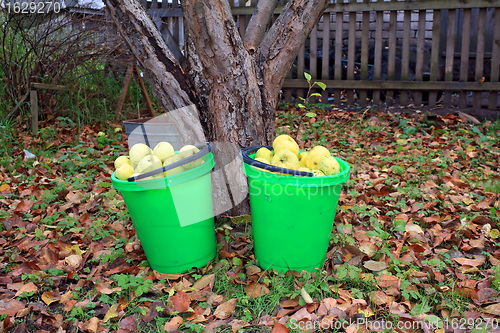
[14,282,38,297]
[95,283,121,295]
[272,321,289,333]
[483,302,500,316]
[171,291,191,313]
[83,317,100,333]
[280,297,299,308]
[376,274,400,288]
[453,257,486,267]
[164,316,183,332]
[230,319,249,332]
[0,299,25,316]
[192,274,215,290]
[117,315,137,333]
[369,290,392,306]
[214,298,237,320]
[363,260,388,272]
[246,282,269,299]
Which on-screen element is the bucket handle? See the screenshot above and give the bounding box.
[128,142,212,182]
[240,146,313,177]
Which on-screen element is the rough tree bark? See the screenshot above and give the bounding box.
[104,0,327,215]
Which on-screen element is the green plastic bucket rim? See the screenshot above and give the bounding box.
[112,152,214,191]
[242,150,350,187]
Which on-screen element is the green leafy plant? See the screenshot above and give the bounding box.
[297,72,327,118]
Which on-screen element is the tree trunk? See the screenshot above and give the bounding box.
[104,0,327,216]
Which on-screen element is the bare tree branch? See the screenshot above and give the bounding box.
[257,0,328,107]
[244,0,279,53]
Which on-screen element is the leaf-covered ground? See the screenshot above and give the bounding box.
[0,109,500,333]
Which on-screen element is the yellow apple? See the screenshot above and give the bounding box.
[298,166,310,172]
[306,145,331,170]
[299,152,309,167]
[163,154,184,177]
[114,155,131,170]
[179,145,204,170]
[115,163,134,181]
[312,170,325,177]
[318,156,340,175]
[255,147,273,163]
[253,157,271,173]
[273,135,299,157]
[255,157,271,165]
[153,141,175,162]
[129,143,152,168]
[271,150,299,170]
[274,140,299,157]
[135,154,163,179]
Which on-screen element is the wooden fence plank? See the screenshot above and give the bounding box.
[414,10,426,106]
[297,44,305,101]
[444,9,456,106]
[333,12,343,106]
[488,8,500,109]
[459,9,472,108]
[428,9,441,107]
[322,12,331,102]
[346,10,356,105]
[400,10,411,106]
[474,8,487,110]
[373,10,383,105]
[386,7,397,105]
[30,90,38,135]
[359,3,370,106]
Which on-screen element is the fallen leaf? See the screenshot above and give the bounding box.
[300,287,314,304]
[489,229,500,239]
[363,260,388,272]
[95,283,121,295]
[103,304,119,323]
[230,319,249,332]
[453,257,486,267]
[280,297,299,308]
[192,274,215,290]
[483,303,500,316]
[369,290,392,306]
[83,317,100,333]
[117,315,137,332]
[41,291,60,306]
[64,254,82,269]
[14,282,38,297]
[214,298,237,320]
[171,291,191,313]
[272,321,289,333]
[246,282,269,299]
[0,299,25,316]
[164,316,183,332]
[377,274,400,288]
[405,223,423,234]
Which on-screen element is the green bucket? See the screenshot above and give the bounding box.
[111,152,216,274]
[241,146,350,272]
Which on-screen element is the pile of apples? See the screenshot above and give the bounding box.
[114,142,203,181]
[253,134,340,177]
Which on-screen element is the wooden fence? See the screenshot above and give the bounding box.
[141,0,500,112]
